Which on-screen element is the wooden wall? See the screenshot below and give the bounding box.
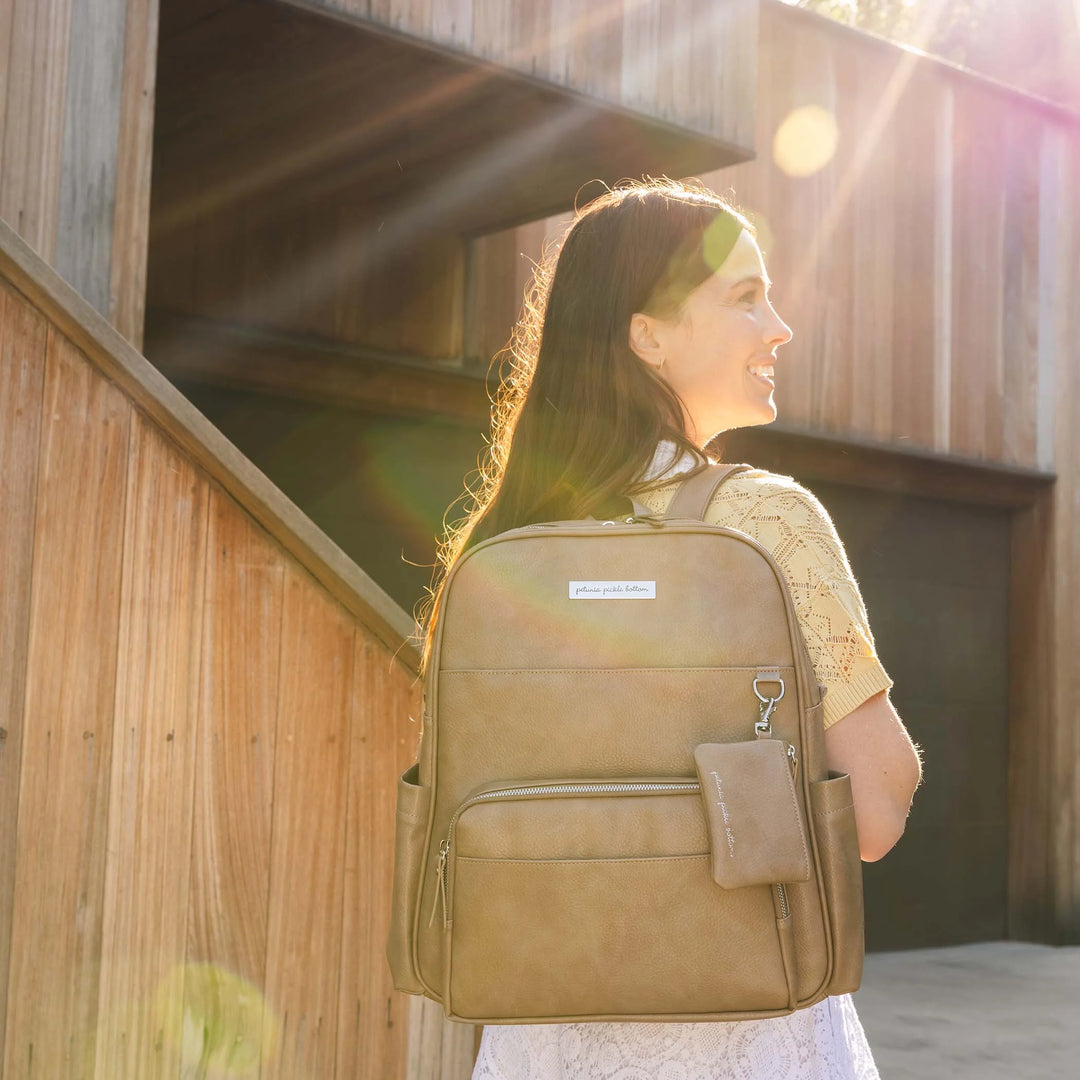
[294,0,759,152]
[467,2,1080,941]
[0,0,158,349]
[0,222,471,1077]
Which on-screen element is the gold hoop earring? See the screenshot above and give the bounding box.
[655,357,666,372]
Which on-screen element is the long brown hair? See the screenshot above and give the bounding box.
[417,178,755,674]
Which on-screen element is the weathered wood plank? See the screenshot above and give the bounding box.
[405,996,476,1080]
[949,86,991,460]
[54,0,128,314]
[261,565,355,1079]
[93,412,210,1077]
[2,329,130,1079]
[851,49,896,444]
[337,634,422,1079]
[183,485,285,1071]
[1008,488,1056,940]
[890,72,938,451]
[1000,107,1041,467]
[1,0,155,340]
[0,280,48,1063]
[0,0,72,261]
[932,82,954,455]
[816,42,855,434]
[109,0,159,348]
[1051,135,1080,940]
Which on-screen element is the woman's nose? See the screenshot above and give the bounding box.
[766,303,793,347]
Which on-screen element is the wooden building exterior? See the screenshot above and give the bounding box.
[0,0,1079,1077]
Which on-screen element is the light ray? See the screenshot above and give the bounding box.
[787,0,954,304]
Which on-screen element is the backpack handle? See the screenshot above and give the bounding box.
[665,462,754,521]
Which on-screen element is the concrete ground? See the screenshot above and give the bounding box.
[855,942,1080,1079]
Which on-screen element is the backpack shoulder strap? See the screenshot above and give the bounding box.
[665,463,754,521]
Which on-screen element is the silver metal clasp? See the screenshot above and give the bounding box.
[753,673,786,737]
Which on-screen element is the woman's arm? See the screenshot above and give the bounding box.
[824,689,923,862]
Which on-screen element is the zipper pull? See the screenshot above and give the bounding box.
[427,839,450,929]
[787,743,799,785]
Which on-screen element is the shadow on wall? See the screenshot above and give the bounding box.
[174,381,488,618]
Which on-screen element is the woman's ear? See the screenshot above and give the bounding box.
[628,312,665,368]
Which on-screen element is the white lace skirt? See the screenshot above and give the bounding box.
[471,995,881,1080]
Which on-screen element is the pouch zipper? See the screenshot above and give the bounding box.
[776,743,798,919]
[429,780,701,930]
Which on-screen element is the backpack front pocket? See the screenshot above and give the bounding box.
[441,780,795,1022]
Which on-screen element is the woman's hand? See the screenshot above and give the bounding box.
[824,690,923,862]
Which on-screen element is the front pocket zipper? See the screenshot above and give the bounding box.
[429,780,702,930]
[776,883,790,918]
[432,768,803,928]
[430,746,801,931]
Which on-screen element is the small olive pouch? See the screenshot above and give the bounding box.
[693,740,811,888]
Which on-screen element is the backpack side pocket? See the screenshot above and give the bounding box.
[386,762,431,995]
[809,772,864,995]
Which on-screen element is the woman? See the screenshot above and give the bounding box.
[420,178,923,1080]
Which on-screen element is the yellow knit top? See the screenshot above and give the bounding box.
[634,454,894,731]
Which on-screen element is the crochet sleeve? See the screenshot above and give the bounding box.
[702,474,895,730]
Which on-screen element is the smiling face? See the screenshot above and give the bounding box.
[628,228,793,446]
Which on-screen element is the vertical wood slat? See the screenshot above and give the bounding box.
[851,49,895,444]
[0,0,157,343]
[0,0,73,260]
[0,280,49,1063]
[429,0,472,50]
[337,637,422,1079]
[405,996,476,1080]
[108,0,159,349]
[620,0,659,114]
[932,82,954,454]
[53,0,128,315]
[816,40,854,434]
[1000,106,1041,467]
[950,84,1006,462]
[890,72,938,449]
[93,413,209,1077]
[1052,137,1080,940]
[1008,489,1056,940]
[183,486,285,1072]
[261,566,355,1080]
[1036,127,1069,474]
[3,329,131,1079]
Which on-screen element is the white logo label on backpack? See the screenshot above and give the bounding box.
[568,580,656,599]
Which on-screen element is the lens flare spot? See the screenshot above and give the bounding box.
[742,209,775,258]
[154,963,278,1076]
[701,213,744,272]
[773,106,839,178]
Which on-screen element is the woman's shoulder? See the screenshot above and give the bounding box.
[636,465,829,523]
